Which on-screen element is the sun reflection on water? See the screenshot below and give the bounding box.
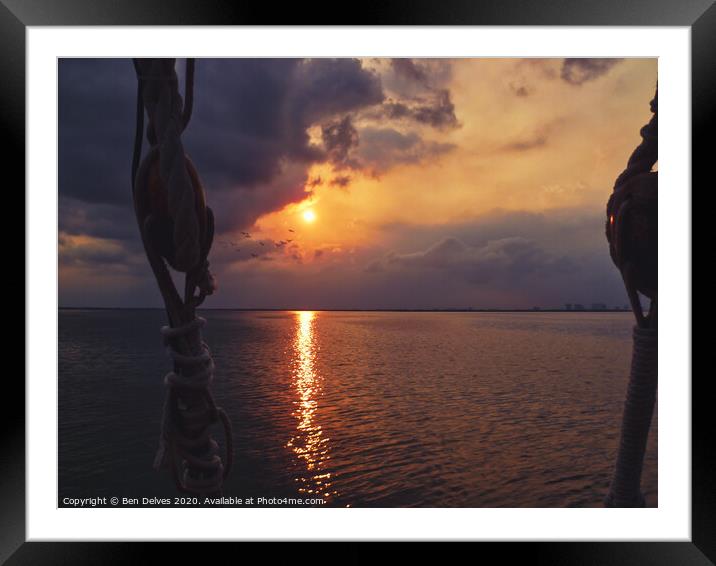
[286,311,337,499]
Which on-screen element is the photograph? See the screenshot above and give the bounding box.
[57,56,659,509]
[5,0,705,558]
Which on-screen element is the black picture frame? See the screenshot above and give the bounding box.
[5,0,706,562]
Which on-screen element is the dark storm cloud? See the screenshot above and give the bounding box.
[560,58,624,86]
[410,90,459,129]
[321,115,360,168]
[59,59,137,206]
[390,58,430,86]
[58,58,383,200]
[388,58,453,89]
[312,121,457,176]
[510,58,623,96]
[356,128,455,173]
[58,57,386,244]
[375,59,459,130]
[206,162,310,233]
[380,89,459,130]
[182,58,383,193]
[291,59,384,122]
[179,59,306,190]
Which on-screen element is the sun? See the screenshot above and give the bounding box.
[303,209,316,223]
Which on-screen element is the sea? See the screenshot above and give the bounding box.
[58,309,657,507]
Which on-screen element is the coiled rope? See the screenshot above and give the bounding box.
[154,317,233,494]
[605,327,657,507]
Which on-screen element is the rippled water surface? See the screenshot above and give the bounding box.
[59,310,657,507]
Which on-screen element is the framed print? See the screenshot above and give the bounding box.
[6,0,706,562]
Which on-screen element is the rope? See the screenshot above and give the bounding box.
[182,58,195,131]
[605,326,658,507]
[134,58,201,272]
[611,88,658,192]
[131,60,144,192]
[154,317,233,494]
[604,88,658,507]
[132,59,230,495]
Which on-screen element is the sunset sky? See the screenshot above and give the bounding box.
[58,57,657,309]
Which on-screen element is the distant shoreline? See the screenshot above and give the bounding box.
[58,307,632,313]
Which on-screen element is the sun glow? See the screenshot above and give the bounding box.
[302,209,316,223]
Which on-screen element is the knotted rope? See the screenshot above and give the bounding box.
[154,317,233,494]
[604,87,658,507]
[135,58,201,272]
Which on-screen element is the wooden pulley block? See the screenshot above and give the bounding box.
[133,147,212,272]
[605,171,657,301]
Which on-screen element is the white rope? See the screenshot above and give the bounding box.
[154,317,232,494]
[605,326,657,507]
[162,318,214,389]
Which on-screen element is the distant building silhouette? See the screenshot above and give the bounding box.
[591,303,607,310]
[565,303,572,311]
[573,303,585,311]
